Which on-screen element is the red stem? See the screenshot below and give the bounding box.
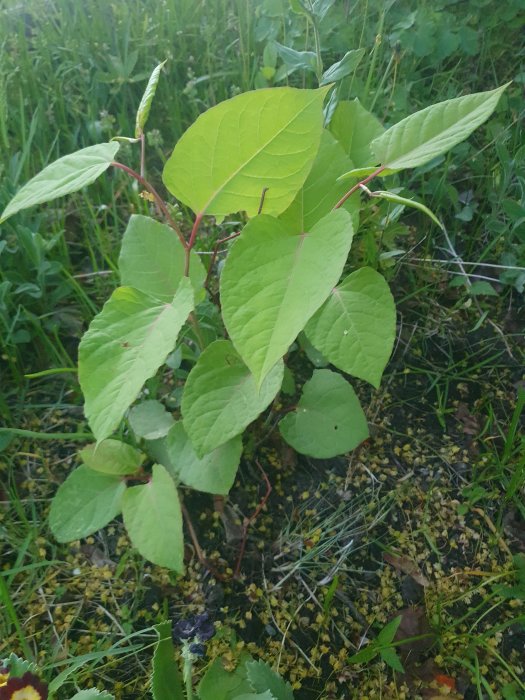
[111,161,186,248]
[204,231,241,290]
[184,212,203,276]
[333,165,387,210]
[234,460,272,578]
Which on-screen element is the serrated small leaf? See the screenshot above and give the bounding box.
[348,645,378,664]
[163,87,328,218]
[80,439,144,475]
[0,142,120,223]
[68,691,115,700]
[279,369,369,458]
[79,278,194,442]
[305,267,396,387]
[182,340,283,456]
[377,616,402,645]
[152,621,184,700]
[128,400,174,440]
[49,466,125,542]
[122,463,184,571]
[221,210,354,386]
[135,60,166,137]
[119,215,206,303]
[149,422,242,495]
[246,660,294,700]
[198,655,254,700]
[371,83,509,171]
[379,646,404,673]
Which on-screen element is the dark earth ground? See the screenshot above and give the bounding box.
[1,269,524,699]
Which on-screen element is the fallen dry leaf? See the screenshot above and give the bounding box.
[384,551,430,587]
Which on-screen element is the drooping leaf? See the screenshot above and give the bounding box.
[279,369,369,458]
[118,215,206,302]
[221,210,354,386]
[128,400,175,440]
[80,439,144,475]
[305,267,396,387]
[371,83,509,171]
[246,660,294,700]
[198,655,254,700]
[367,190,443,229]
[122,463,184,571]
[329,98,384,168]
[79,278,194,442]
[148,422,242,495]
[274,43,317,79]
[0,142,120,223]
[181,340,283,456]
[320,49,365,85]
[135,60,166,137]
[49,466,126,542]
[348,645,379,664]
[152,621,184,700]
[278,130,359,233]
[163,87,328,218]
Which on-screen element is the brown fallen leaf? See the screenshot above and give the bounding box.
[384,551,430,587]
[393,606,436,664]
[455,402,480,436]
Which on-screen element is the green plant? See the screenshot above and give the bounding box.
[0,60,509,572]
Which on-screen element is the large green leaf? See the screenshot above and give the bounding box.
[68,691,114,700]
[118,215,206,302]
[49,466,126,542]
[181,340,283,456]
[279,369,369,458]
[79,278,194,442]
[371,83,509,171]
[152,621,184,700]
[80,439,144,475]
[149,422,242,495]
[135,60,166,137]
[122,463,184,571]
[0,142,120,223]
[163,87,328,218]
[305,267,396,388]
[220,209,354,386]
[278,130,359,233]
[329,99,384,168]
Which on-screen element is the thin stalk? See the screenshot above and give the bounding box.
[0,428,93,441]
[184,212,203,275]
[334,166,387,209]
[140,131,146,178]
[111,161,186,247]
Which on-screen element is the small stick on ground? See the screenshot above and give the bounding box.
[181,501,226,581]
[234,460,272,578]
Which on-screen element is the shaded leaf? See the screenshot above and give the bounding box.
[118,214,206,302]
[329,98,384,168]
[182,340,283,456]
[279,369,369,458]
[49,466,125,542]
[148,422,242,496]
[305,267,395,387]
[122,463,184,571]
[320,49,365,85]
[128,400,175,440]
[246,660,294,700]
[80,439,144,476]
